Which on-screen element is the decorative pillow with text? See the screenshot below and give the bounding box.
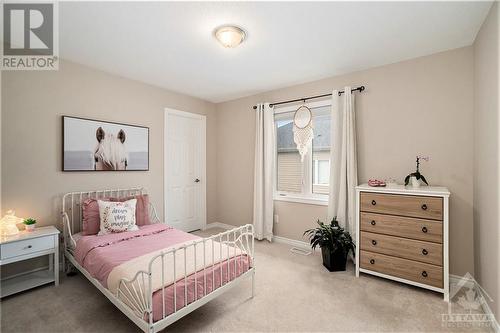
[98,199,138,235]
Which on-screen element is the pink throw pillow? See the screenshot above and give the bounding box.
[82,194,152,236]
[82,198,101,235]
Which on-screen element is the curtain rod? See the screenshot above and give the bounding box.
[252,85,365,110]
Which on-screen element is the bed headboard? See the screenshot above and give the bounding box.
[61,187,159,250]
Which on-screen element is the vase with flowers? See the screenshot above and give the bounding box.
[405,156,429,187]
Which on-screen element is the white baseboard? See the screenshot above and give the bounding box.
[204,223,311,250]
[449,274,500,332]
[1,262,66,280]
[272,235,310,249]
[203,222,236,230]
[0,266,50,281]
[449,274,476,289]
[483,298,500,333]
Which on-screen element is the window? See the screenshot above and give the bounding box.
[313,160,330,188]
[275,104,331,204]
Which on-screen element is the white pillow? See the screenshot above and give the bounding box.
[98,199,138,235]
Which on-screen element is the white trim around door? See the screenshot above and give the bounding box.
[164,108,207,231]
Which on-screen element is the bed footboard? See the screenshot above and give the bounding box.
[116,224,255,332]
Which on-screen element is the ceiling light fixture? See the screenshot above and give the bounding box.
[214,25,246,48]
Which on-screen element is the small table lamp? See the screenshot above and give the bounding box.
[0,210,23,236]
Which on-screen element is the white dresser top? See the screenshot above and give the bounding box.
[356,184,450,197]
[0,226,60,245]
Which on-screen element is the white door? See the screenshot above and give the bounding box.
[164,109,206,232]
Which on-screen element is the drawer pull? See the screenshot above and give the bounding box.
[370,220,376,226]
[422,249,428,255]
[371,200,377,206]
[371,240,377,246]
[421,271,428,278]
[23,245,33,250]
[421,226,428,233]
[421,204,428,211]
[370,259,375,265]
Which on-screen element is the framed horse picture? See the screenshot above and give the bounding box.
[62,116,149,171]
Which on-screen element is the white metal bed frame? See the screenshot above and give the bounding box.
[62,187,255,333]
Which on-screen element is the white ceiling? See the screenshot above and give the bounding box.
[60,1,492,103]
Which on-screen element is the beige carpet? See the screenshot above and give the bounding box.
[0,227,492,332]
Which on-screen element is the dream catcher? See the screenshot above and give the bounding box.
[293,104,314,161]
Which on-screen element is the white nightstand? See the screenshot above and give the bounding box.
[0,226,60,297]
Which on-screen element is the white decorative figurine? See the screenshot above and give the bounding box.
[0,210,22,236]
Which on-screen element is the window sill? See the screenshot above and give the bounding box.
[274,195,328,206]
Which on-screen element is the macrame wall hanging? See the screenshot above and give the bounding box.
[293,104,314,161]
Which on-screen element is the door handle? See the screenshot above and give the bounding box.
[194,179,200,183]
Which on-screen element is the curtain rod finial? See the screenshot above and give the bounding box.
[253,105,257,109]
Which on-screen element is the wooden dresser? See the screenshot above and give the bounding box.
[355,184,450,301]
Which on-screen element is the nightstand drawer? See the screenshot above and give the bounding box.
[1,236,54,260]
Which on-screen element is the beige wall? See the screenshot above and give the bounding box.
[1,60,217,231]
[216,47,475,276]
[473,2,500,320]
[0,69,2,216]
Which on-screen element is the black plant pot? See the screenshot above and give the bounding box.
[321,247,347,272]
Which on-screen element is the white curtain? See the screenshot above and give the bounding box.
[328,87,358,237]
[253,103,275,241]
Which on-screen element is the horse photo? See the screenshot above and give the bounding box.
[63,116,149,171]
[94,127,128,170]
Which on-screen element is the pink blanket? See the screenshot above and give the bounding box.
[75,224,198,287]
[74,224,251,322]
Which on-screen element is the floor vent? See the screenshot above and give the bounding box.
[290,247,312,256]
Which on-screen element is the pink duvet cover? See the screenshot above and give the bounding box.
[74,224,251,322]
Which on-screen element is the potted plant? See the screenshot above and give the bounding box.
[303,217,355,272]
[23,218,36,232]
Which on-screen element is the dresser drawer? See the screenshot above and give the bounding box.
[360,192,443,220]
[360,231,442,265]
[1,236,54,260]
[360,250,443,288]
[360,212,442,243]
